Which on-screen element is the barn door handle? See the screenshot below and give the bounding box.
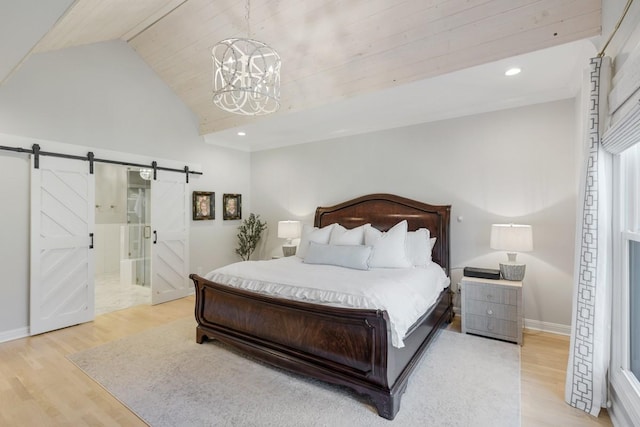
[153,230,157,244]
[89,233,94,249]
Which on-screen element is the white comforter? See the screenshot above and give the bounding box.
[205,257,450,348]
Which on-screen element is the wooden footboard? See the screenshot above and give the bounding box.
[190,273,453,419]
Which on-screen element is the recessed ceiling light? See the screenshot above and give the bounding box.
[505,67,521,76]
[237,131,246,136]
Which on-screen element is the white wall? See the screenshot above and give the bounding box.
[0,152,30,339]
[251,99,578,329]
[94,164,127,275]
[0,0,73,82]
[95,163,128,225]
[0,41,249,339]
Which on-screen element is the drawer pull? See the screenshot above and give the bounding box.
[486,294,493,300]
[487,309,494,315]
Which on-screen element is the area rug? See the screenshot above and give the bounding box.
[68,317,520,426]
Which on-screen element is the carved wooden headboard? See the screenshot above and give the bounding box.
[314,193,451,275]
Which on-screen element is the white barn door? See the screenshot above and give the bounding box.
[30,155,95,335]
[150,171,190,304]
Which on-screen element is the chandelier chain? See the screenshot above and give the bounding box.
[245,0,251,39]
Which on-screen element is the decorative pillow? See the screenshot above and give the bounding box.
[303,242,372,270]
[364,220,412,268]
[296,224,335,259]
[406,228,431,266]
[329,224,368,245]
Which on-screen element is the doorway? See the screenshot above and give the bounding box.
[94,164,151,315]
[27,140,193,335]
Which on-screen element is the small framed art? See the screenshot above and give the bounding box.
[223,193,242,220]
[193,191,214,220]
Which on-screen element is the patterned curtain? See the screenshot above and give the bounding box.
[564,56,613,416]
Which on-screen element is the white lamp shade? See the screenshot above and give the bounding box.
[490,224,533,252]
[278,221,301,239]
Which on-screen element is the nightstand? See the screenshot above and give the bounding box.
[460,276,523,345]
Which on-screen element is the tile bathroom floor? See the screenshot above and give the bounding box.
[95,273,151,315]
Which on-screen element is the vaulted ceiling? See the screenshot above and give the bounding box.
[3,0,602,150]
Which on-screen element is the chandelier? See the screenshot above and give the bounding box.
[211,0,281,116]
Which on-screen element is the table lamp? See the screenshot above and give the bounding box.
[490,224,533,281]
[278,220,301,257]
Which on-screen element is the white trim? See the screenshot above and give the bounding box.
[0,327,29,344]
[610,125,640,427]
[611,370,640,426]
[523,318,571,336]
[610,402,634,427]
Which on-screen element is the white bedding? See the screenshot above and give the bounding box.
[205,257,450,348]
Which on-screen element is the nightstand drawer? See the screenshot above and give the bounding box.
[465,314,518,339]
[464,283,518,305]
[465,299,517,321]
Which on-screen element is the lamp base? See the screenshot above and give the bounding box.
[499,262,526,281]
[282,245,297,257]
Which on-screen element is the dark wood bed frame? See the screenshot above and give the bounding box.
[190,194,452,419]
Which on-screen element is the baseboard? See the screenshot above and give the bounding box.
[0,326,29,344]
[523,318,571,336]
[610,409,631,427]
[611,372,640,427]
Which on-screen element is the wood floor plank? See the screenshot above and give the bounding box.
[447,317,612,427]
[1,298,613,426]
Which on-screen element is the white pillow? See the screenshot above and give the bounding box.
[304,242,372,270]
[296,224,335,259]
[406,228,431,266]
[364,220,412,268]
[329,224,368,245]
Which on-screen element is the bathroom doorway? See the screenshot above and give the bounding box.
[94,164,152,315]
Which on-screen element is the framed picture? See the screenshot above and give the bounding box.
[193,191,214,220]
[223,193,242,220]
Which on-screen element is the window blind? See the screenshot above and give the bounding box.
[602,99,640,154]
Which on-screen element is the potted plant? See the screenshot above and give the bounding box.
[236,213,267,261]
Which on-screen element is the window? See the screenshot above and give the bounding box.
[631,238,640,381]
[611,143,640,424]
[623,144,640,385]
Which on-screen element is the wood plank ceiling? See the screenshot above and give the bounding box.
[33,0,601,136]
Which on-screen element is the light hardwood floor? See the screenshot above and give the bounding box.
[447,317,613,427]
[1,299,613,426]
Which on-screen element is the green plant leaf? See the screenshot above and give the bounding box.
[235,213,267,261]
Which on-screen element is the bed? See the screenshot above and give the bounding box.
[189,193,452,419]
